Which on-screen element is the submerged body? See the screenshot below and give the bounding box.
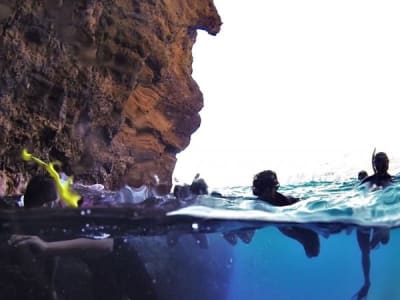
[1,186,400,300]
[252,170,320,257]
[355,152,393,300]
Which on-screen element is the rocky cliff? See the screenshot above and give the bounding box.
[0,0,221,195]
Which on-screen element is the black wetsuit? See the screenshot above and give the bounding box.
[361,173,393,188]
[261,192,299,206]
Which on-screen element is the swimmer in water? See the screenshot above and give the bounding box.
[10,173,157,300]
[252,170,320,258]
[22,149,81,207]
[354,151,393,300]
[358,170,368,181]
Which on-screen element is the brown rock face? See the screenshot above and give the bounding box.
[0,0,221,195]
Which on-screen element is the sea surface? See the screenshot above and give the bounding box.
[1,176,400,300]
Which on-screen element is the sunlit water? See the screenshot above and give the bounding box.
[1,176,400,300]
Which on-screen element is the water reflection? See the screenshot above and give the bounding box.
[0,209,399,300]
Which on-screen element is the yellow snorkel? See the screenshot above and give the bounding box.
[22,148,81,208]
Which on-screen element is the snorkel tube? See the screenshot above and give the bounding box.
[372,148,377,174]
[22,149,81,208]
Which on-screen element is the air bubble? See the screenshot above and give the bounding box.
[192,223,199,231]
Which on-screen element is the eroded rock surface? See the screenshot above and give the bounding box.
[0,0,221,195]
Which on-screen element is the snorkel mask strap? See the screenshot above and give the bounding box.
[371,148,377,174]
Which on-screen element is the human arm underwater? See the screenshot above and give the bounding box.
[8,234,113,258]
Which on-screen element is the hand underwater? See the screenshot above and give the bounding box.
[8,234,48,254]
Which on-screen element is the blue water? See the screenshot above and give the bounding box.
[2,177,400,300]
[164,177,400,300]
[170,176,400,227]
[227,228,400,300]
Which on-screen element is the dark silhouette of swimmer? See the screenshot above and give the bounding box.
[361,151,393,189]
[253,170,299,206]
[361,151,392,249]
[173,174,255,247]
[23,175,60,208]
[252,170,320,258]
[190,173,208,195]
[354,151,393,300]
[11,175,158,300]
[358,170,368,181]
[355,228,371,300]
[210,188,258,246]
[172,173,208,200]
[168,174,210,249]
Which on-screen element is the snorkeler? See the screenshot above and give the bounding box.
[354,151,393,300]
[360,151,393,189]
[172,173,208,200]
[355,168,372,300]
[115,169,155,204]
[190,173,209,195]
[11,175,112,256]
[10,174,158,300]
[168,174,211,249]
[252,170,299,206]
[23,175,62,208]
[170,174,254,247]
[361,151,392,248]
[252,170,320,258]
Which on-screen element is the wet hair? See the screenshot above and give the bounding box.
[252,170,279,197]
[173,184,191,199]
[190,178,208,195]
[358,170,368,181]
[373,152,389,173]
[24,175,58,208]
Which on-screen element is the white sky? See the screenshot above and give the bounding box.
[173,0,400,188]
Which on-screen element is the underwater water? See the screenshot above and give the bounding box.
[1,177,400,300]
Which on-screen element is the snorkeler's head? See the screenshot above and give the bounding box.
[24,175,58,208]
[358,170,368,181]
[373,152,389,174]
[173,184,191,199]
[252,170,280,199]
[190,177,208,195]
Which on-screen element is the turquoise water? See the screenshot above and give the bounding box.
[171,176,400,227]
[1,176,400,299]
[228,228,400,300]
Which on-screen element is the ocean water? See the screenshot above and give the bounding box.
[1,177,400,300]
